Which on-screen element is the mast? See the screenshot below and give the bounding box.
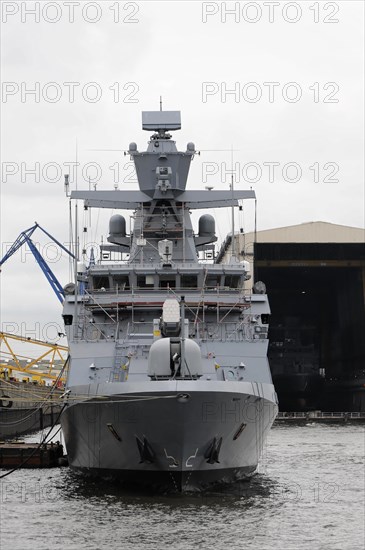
[73,139,79,339]
[231,173,235,259]
[70,111,256,265]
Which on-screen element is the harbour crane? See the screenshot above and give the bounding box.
[0,331,68,383]
[0,222,75,304]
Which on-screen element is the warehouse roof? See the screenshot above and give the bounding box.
[246,222,364,243]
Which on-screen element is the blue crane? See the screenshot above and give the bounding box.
[0,222,75,304]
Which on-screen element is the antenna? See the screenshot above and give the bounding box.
[64,174,70,197]
[74,138,79,339]
[230,145,235,259]
[254,198,257,283]
[231,174,235,259]
[160,96,162,111]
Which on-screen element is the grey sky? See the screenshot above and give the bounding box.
[0,0,364,345]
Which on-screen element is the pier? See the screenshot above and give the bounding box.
[0,441,65,468]
[275,411,365,423]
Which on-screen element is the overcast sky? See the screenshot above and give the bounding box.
[0,0,364,349]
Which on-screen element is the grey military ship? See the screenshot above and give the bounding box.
[60,110,278,492]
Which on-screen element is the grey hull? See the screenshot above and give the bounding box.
[61,389,277,493]
[69,466,256,493]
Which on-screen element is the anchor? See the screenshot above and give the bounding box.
[136,436,155,464]
[204,436,223,464]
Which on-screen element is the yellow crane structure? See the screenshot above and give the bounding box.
[0,332,69,383]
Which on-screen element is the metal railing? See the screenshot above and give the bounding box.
[277,411,365,419]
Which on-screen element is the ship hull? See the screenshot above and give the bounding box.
[61,384,277,493]
[68,466,256,493]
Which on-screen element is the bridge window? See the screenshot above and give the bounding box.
[181,275,197,288]
[93,276,110,290]
[224,275,241,288]
[137,275,154,288]
[205,275,219,288]
[159,277,176,289]
[114,275,129,290]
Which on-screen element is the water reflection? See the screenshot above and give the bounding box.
[59,468,281,511]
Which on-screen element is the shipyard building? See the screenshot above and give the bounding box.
[218,222,365,412]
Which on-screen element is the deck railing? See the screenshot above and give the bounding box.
[277,411,365,420]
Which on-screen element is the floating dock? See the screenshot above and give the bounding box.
[0,441,65,468]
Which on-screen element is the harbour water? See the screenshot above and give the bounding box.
[0,423,363,550]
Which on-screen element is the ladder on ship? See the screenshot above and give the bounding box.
[109,346,128,382]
